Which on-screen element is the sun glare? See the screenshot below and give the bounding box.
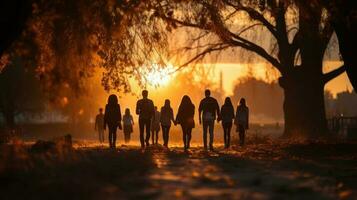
[142,64,176,87]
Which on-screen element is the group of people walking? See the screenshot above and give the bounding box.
[95,89,249,150]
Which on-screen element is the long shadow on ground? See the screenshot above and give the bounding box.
[206,142,357,199]
[0,145,155,200]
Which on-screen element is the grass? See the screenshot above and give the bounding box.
[0,141,155,200]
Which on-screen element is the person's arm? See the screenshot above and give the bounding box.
[198,101,203,124]
[94,116,98,130]
[136,100,140,115]
[170,109,175,123]
[216,100,221,121]
[192,105,195,119]
[246,107,249,129]
[150,101,155,118]
[234,107,239,125]
[131,115,134,125]
[104,106,108,130]
[231,106,235,120]
[118,105,122,130]
[175,107,180,125]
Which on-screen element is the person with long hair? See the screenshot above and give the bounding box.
[160,99,175,148]
[176,95,195,151]
[235,98,249,146]
[104,94,122,148]
[122,108,134,144]
[221,97,235,148]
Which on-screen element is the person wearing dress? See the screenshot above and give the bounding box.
[176,95,195,151]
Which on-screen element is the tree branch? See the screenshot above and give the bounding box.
[323,64,346,83]
[174,44,230,72]
[223,0,279,39]
[228,37,283,72]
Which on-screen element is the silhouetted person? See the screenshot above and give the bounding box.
[235,98,249,146]
[123,108,134,144]
[104,94,122,148]
[136,90,155,148]
[95,108,105,143]
[151,106,161,145]
[160,99,175,148]
[221,97,235,148]
[199,89,220,150]
[176,95,195,151]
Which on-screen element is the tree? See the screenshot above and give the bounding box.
[325,0,357,90]
[0,1,31,57]
[231,77,283,121]
[154,0,347,136]
[1,0,169,102]
[0,57,44,128]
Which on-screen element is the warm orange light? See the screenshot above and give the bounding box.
[142,64,176,87]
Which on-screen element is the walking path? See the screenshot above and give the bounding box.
[142,144,354,199]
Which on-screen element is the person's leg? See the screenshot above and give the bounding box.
[155,130,159,144]
[187,128,192,149]
[151,130,155,145]
[209,121,214,150]
[203,121,208,149]
[223,124,227,148]
[145,119,151,146]
[101,130,105,143]
[238,125,244,146]
[108,128,113,148]
[128,132,131,143]
[242,128,246,145]
[164,126,168,146]
[98,130,102,143]
[124,132,128,143]
[112,127,117,148]
[161,126,166,146]
[166,126,170,147]
[182,125,187,149]
[139,119,145,148]
[227,123,232,148]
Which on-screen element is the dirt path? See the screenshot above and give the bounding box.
[1,141,356,199]
[145,145,357,200]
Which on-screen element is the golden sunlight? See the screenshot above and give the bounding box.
[142,64,176,87]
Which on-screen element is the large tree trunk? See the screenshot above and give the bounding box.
[328,0,357,91]
[3,111,15,129]
[279,69,327,137]
[333,17,357,91]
